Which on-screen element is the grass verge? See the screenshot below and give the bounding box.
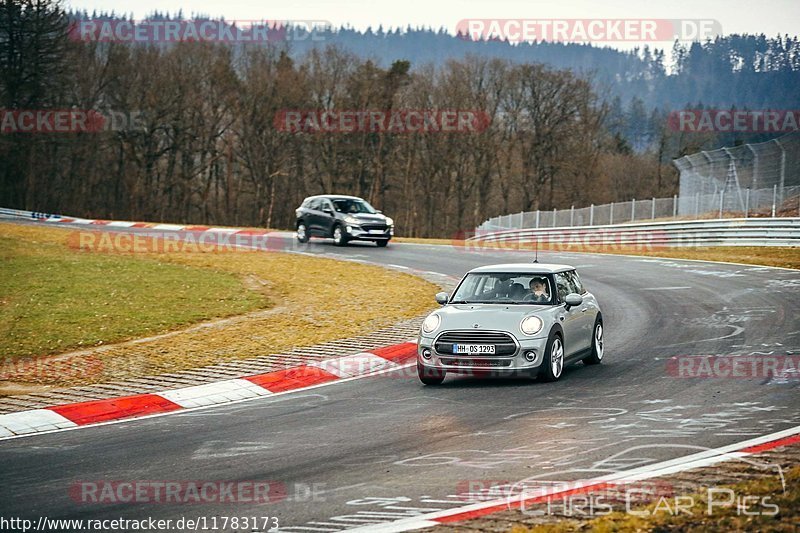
[0,223,437,389]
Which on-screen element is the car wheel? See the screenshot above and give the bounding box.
[538,332,564,382]
[417,362,445,385]
[583,318,604,365]
[376,240,389,248]
[296,222,309,243]
[332,225,348,246]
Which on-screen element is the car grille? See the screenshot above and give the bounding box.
[361,224,388,231]
[434,331,517,356]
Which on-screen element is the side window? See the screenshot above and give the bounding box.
[568,271,586,294]
[309,198,321,210]
[554,273,571,302]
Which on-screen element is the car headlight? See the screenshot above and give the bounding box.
[385,217,394,226]
[422,313,441,334]
[520,316,543,336]
[344,215,360,225]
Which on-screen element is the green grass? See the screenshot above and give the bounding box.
[0,223,438,388]
[0,230,266,360]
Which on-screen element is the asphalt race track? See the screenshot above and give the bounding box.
[1,222,799,531]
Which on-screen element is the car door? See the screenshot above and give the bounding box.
[566,270,595,350]
[554,272,583,359]
[318,198,337,236]
[306,198,323,234]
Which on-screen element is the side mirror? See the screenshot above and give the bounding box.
[564,293,583,310]
[376,210,382,214]
[435,292,449,305]
[323,208,333,215]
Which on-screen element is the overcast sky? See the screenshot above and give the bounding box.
[66,0,799,51]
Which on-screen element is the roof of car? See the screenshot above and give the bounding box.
[467,263,575,274]
[305,194,364,201]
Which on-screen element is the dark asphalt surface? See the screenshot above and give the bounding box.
[1,222,799,532]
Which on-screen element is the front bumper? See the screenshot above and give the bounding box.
[345,225,393,241]
[417,332,548,375]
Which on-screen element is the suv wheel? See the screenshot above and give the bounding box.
[296,222,309,243]
[332,225,348,246]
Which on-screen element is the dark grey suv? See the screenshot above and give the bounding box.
[295,195,394,247]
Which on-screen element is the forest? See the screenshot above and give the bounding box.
[1,1,798,236]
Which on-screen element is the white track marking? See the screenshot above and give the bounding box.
[207,227,238,233]
[0,410,77,436]
[158,379,272,408]
[105,221,137,227]
[151,223,185,231]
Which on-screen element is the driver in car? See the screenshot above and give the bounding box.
[527,277,550,303]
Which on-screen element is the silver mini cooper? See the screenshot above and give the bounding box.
[417,263,604,385]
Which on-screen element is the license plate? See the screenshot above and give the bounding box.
[453,344,495,354]
[368,229,384,234]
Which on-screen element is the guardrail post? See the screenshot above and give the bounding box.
[610,202,614,225]
[517,211,524,228]
[695,193,700,216]
[553,208,557,227]
[673,194,677,217]
[775,138,786,207]
[651,197,656,219]
[535,210,540,229]
[589,204,594,226]
[772,184,777,217]
[719,189,724,218]
[631,198,636,222]
[570,205,574,226]
[745,188,750,217]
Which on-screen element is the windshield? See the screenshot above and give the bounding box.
[450,273,554,305]
[332,198,377,214]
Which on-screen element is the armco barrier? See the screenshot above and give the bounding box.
[468,218,800,247]
[0,207,61,221]
[2,208,799,247]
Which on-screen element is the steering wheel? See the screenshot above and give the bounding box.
[522,293,547,303]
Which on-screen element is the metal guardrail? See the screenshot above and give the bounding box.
[467,217,800,248]
[2,208,798,247]
[0,207,61,221]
